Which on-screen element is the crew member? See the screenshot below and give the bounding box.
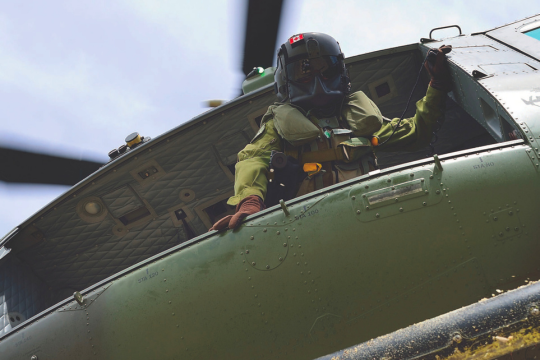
[212,33,451,230]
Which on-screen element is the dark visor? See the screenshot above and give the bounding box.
[286,56,340,83]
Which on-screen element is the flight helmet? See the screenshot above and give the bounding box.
[274,32,350,112]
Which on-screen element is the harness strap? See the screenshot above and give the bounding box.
[301,148,345,164]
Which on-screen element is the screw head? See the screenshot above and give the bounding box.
[356,210,361,214]
[452,333,462,343]
[531,307,540,316]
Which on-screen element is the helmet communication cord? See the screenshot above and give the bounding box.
[376,54,430,147]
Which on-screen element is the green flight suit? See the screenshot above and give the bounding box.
[227,86,445,206]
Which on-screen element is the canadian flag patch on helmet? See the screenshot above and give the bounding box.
[289,34,304,44]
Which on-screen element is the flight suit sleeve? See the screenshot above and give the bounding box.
[227,119,284,206]
[373,86,446,153]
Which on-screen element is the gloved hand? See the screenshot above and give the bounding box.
[425,45,452,92]
[210,195,265,231]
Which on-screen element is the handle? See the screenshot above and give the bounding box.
[429,25,462,39]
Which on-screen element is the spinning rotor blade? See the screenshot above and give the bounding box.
[0,147,103,186]
[242,0,285,76]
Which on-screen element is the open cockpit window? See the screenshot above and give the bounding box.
[347,45,523,171]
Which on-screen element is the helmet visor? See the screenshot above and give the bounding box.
[286,56,341,84]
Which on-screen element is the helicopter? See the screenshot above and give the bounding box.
[1,5,540,360]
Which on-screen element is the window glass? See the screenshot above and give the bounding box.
[525,27,540,41]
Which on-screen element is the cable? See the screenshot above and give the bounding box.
[376,54,430,147]
[427,110,445,156]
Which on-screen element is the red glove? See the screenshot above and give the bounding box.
[425,45,452,92]
[210,195,265,231]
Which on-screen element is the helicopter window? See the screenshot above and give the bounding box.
[0,258,51,336]
[524,27,540,41]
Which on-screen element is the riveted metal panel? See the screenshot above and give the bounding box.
[244,228,289,271]
[487,14,540,61]
[487,208,522,239]
[349,169,443,222]
[481,73,540,142]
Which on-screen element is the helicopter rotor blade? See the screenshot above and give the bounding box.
[0,146,103,186]
[1,1,286,185]
[242,0,285,76]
